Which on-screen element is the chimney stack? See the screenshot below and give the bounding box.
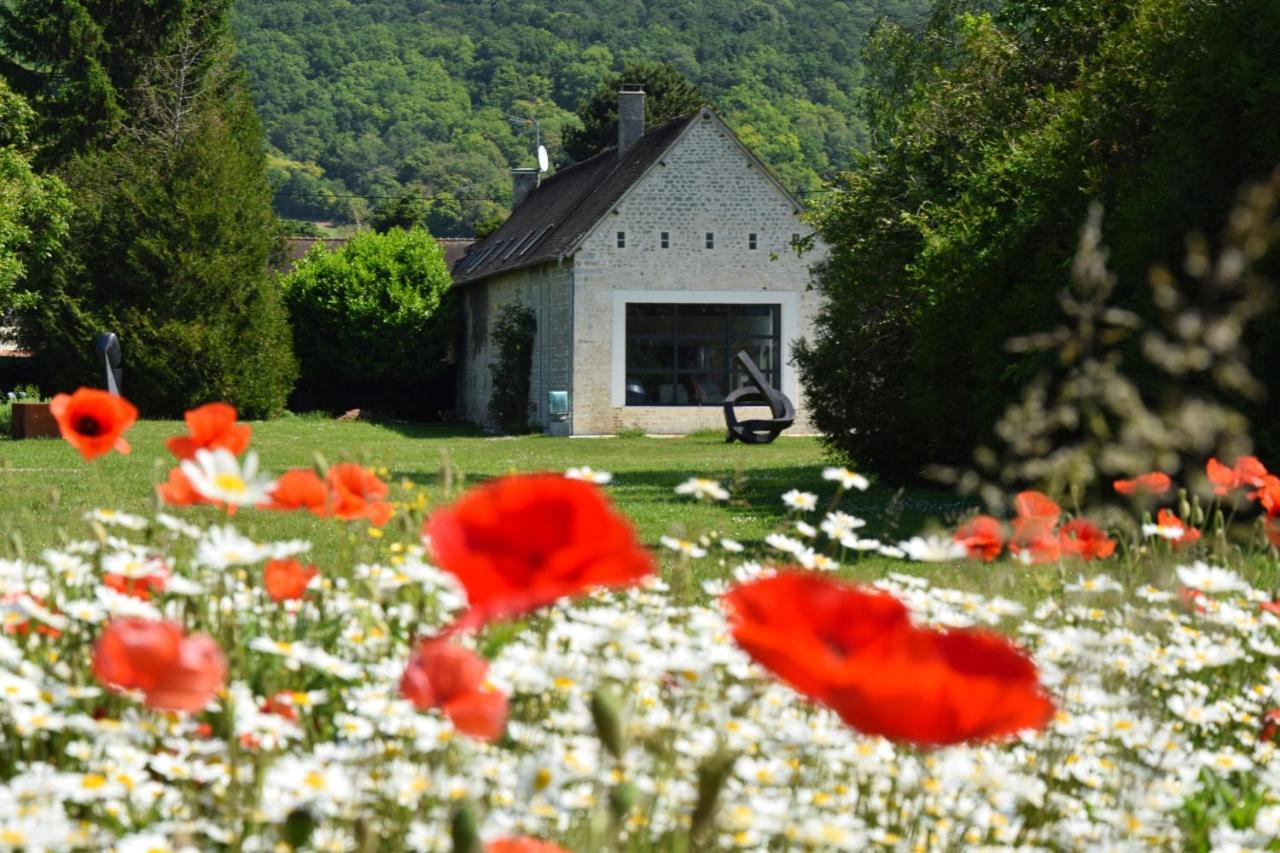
[511,168,539,209]
[618,85,645,156]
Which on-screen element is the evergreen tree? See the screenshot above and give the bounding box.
[0,1,231,164]
[13,3,297,416]
[563,63,706,162]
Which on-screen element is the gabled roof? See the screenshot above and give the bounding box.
[453,111,700,284]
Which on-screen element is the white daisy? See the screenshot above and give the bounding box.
[660,536,707,558]
[1176,562,1249,595]
[782,489,819,511]
[195,525,268,570]
[180,448,276,509]
[898,536,967,563]
[674,477,730,501]
[823,467,870,491]
[565,466,613,485]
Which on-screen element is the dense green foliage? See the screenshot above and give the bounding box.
[230,0,928,234]
[0,0,233,164]
[3,0,296,416]
[796,0,1280,481]
[20,88,297,417]
[281,228,454,417]
[0,80,69,306]
[563,62,706,161]
[488,302,536,434]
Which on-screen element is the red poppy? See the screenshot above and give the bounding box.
[260,692,300,722]
[93,618,226,713]
[1255,475,1280,514]
[1207,456,1270,496]
[723,572,1054,746]
[156,466,211,507]
[261,468,329,515]
[1058,518,1116,561]
[1179,586,1208,614]
[1014,491,1061,526]
[326,463,394,526]
[400,640,508,741]
[487,839,572,853]
[953,515,1004,562]
[165,402,252,461]
[1009,517,1062,564]
[424,474,656,629]
[103,572,168,601]
[1267,516,1280,550]
[1262,709,1280,743]
[1113,472,1173,496]
[49,388,138,460]
[1156,508,1202,549]
[263,558,318,602]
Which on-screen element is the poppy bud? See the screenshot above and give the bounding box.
[609,781,639,820]
[590,687,626,761]
[282,808,316,849]
[451,801,481,853]
[691,749,737,837]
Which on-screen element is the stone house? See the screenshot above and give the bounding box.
[453,89,823,435]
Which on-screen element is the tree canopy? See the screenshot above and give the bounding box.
[795,0,1280,481]
[230,0,929,235]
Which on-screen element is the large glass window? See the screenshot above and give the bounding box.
[624,303,781,406]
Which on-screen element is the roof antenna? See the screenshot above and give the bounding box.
[507,113,548,173]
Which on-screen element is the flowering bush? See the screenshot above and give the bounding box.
[4,393,1280,849]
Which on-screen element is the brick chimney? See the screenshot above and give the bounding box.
[511,168,539,209]
[618,85,645,156]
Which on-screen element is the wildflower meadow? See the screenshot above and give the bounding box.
[2,391,1280,851]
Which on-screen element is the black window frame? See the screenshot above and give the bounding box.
[705,232,715,249]
[624,302,783,407]
[749,233,758,250]
[660,231,670,249]
[617,231,626,248]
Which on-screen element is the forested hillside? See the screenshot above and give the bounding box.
[231,0,927,234]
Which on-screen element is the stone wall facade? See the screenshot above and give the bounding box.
[458,262,572,431]
[569,111,823,435]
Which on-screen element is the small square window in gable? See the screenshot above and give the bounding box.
[705,232,715,250]
[660,232,670,249]
[617,231,626,249]
[749,233,758,250]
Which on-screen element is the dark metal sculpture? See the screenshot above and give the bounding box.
[94,332,122,395]
[723,350,795,444]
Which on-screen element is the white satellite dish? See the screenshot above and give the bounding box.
[537,145,550,173]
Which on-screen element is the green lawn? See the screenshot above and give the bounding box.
[0,417,992,587]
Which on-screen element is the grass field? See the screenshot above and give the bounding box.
[0,417,984,586]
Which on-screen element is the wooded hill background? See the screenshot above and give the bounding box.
[231,0,929,234]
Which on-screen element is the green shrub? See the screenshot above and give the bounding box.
[281,227,454,417]
[487,302,536,434]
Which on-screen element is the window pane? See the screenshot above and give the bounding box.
[731,339,776,374]
[625,374,668,405]
[676,304,728,336]
[627,303,674,336]
[626,338,672,371]
[675,372,726,405]
[676,340,727,373]
[730,304,776,336]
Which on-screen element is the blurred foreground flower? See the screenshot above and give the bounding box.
[93,617,226,713]
[425,474,654,630]
[400,639,508,741]
[50,387,137,459]
[723,571,1054,746]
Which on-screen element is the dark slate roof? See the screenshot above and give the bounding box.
[453,111,700,284]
